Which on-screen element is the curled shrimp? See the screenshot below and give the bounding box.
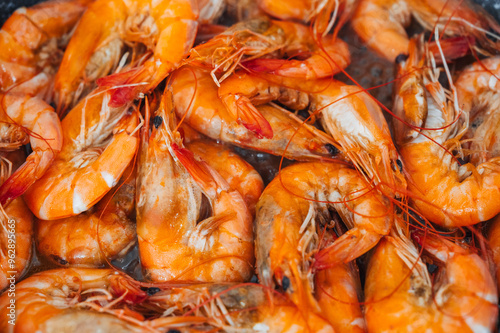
[0,151,33,291]
[23,91,140,220]
[219,72,406,196]
[394,39,500,226]
[36,164,136,267]
[0,268,154,332]
[0,0,92,97]
[0,93,62,206]
[256,161,389,331]
[170,65,339,159]
[185,139,264,216]
[54,0,199,112]
[365,224,498,332]
[136,94,254,282]
[149,283,336,332]
[188,18,350,84]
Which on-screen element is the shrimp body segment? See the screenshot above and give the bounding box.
[24,92,140,220]
[256,162,389,330]
[395,49,500,226]
[137,98,254,282]
[0,93,62,205]
[365,231,498,332]
[55,0,198,111]
[36,166,136,267]
[170,66,338,161]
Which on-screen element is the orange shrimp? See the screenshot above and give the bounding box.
[136,95,254,282]
[257,0,358,36]
[219,72,406,197]
[189,18,350,85]
[36,165,136,267]
[54,0,198,113]
[0,268,154,332]
[170,65,340,159]
[149,283,336,332]
[0,0,92,97]
[0,93,62,206]
[365,226,498,332]
[256,161,389,331]
[351,0,411,62]
[185,139,264,216]
[394,41,500,226]
[23,91,140,220]
[0,151,33,291]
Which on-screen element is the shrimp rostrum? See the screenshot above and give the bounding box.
[394,36,500,227]
[136,93,254,282]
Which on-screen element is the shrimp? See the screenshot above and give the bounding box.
[0,93,62,206]
[394,40,500,226]
[0,268,154,332]
[256,161,390,331]
[0,151,33,291]
[136,95,254,282]
[218,72,406,197]
[148,283,336,332]
[365,226,498,332]
[0,0,92,97]
[185,139,264,216]
[23,91,140,220]
[257,0,358,36]
[36,164,136,267]
[54,0,198,113]
[170,65,340,160]
[350,0,411,62]
[189,18,350,85]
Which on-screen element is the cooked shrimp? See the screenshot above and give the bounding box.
[149,283,335,332]
[189,18,350,85]
[170,65,340,159]
[0,0,91,97]
[260,0,359,36]
[136,95,254,282]
[0,151,33,291]
[0,268,155,332]
[36,164,136,267]
[394,41,500,225]
[54,0,198,113]
[186,139,263,215]
[256,161,388,331]
[351,0,411,61]
[23,91,140,220]
[0,93,62,206]
[365,226,498,332]
[219,72,406,196]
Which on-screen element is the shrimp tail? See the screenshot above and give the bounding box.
[314,229,383,270]
[171,143,217,190]
[221,95,273,139]
[0,157,39,206]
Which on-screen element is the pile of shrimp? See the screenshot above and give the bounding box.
[1,0,500,332]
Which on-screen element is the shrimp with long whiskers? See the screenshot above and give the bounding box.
[23,91,140,220]
[365,223,498,332]
[136,94,254,282]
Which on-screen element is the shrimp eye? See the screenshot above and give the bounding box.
[395,53,409,64]
[153,116,163,129]
[325,143,339,156]
[167,330,181,333]
[426,263,438,274]
[50,254,68,266]
[282,276,291,292]
[145,287,161,296]
[396,159,403,172]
